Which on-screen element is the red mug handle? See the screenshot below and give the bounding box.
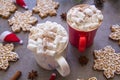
[79,36,86,52]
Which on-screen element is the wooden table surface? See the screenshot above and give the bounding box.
[0,0,120,80]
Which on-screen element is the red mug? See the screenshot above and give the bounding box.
[67,4,103,52]
[68,25,98,52]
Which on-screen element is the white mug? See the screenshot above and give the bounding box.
[27,21,70,77]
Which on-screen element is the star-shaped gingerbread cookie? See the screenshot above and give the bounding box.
[8,10,38,32]
[93,46,120,78]
[0,0,17,18]
[0,43,19,70]
[109,24,120,45]
[33,0,59,18]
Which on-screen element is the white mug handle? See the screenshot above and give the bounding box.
[56,56,70,77]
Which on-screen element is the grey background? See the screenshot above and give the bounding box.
[0,0,120,80]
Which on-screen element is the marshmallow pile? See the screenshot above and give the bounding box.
[27,21,68,56]
[67,4,103,31]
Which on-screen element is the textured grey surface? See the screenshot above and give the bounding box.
[0,0,120,80]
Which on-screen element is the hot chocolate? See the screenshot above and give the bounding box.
[27,21,70,77]
[67,4,103,31]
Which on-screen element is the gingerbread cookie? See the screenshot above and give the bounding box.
[0,0,17,18]
[0,43,19,70]
[109,24,120,45]
[33,0,59,18]
[8,10,38,32]
[93,46,120,78]
[77,77,97,80]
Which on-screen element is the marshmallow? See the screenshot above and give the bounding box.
[36,47,44,54]
[56,37,68,52]
[92,14,99,23]
[36,38,44,54]
[71,17,82,24]
[90,5,97,12]
[45,50,56,56]
[47,43,57,50]
[84,8,93,16]
[76,11,85,19]
[27,39,37,52]
[54,35,62,44]
[97,14,103,21]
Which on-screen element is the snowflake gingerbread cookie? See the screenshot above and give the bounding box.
[93,46,120,78]
[0,0,17,18]
[0,43,19,70]
[77,77,97,80]
[109,24,120,45]
[8,10,38,32]
[33,0,59,18]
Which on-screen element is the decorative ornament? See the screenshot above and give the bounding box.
[13,0,28,9]
[0,31,23,44]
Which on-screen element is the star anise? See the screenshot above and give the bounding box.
[60,12,67,21]
[79,56,89,66]
[28,70,38,80]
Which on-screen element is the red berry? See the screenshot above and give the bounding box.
[49,73,56,80]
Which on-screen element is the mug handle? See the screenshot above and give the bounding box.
[79,36,86,52]
[56,56,70,77]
